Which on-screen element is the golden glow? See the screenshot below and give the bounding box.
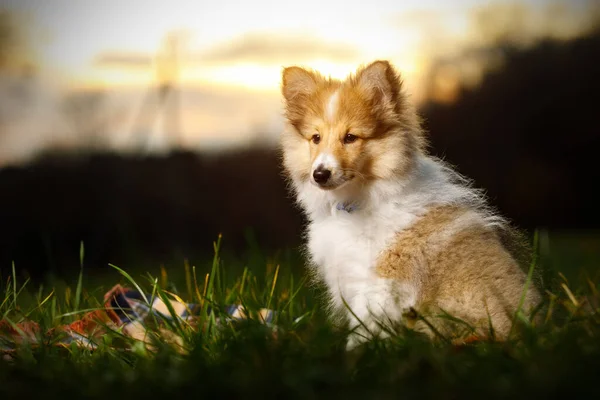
[184,64,283,91]
[67,69,153,91]
[7,0,438,94]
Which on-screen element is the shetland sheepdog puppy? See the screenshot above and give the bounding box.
[279,60,542,348]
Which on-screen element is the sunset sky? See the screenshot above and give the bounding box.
[9,0,593,90]
[0,0,596,165]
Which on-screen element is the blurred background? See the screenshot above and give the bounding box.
[0,0,599,283]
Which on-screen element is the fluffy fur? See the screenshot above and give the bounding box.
[279,60,542,348]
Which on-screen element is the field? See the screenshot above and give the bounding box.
[1,230,599,398]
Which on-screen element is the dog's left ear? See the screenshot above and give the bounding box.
[355,60,402,110]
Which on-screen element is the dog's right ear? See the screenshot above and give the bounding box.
[281,66,318,102]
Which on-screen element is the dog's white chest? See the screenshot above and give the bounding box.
[307,208,415,313]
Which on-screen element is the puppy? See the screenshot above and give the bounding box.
[280,60,541,348]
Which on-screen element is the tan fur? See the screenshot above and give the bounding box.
[376,205,541,340]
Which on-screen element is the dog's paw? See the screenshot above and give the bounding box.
[345,333,366,351]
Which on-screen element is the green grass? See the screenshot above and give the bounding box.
[1,231,599,398]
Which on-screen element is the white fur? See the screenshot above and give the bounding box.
[325,90,339,122]
[291,155,499,347]
[312,152,339,173]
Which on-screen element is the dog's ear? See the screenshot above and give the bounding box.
[282,66,322,129]
[281,66,319,103]
[355,60,402,110]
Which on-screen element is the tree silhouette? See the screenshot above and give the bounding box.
[422,28,600,228]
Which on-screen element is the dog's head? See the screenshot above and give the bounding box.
[280,60,423,191]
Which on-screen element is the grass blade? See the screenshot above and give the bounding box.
[266,264,279,312]
[510,229,539,337]
[109,263,149,305]
[74,241,85,311]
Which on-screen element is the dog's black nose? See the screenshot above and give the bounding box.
[313,167,331,184]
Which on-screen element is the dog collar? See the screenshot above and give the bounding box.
[336,201,359,213]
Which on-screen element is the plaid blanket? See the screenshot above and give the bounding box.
[0,284,277,356]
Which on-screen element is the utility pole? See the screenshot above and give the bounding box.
[127,31,190,152]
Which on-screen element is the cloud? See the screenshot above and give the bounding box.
[94,52,153,68]
[93,32,360,69]
[389,9,445,28]
[197,32,360,64]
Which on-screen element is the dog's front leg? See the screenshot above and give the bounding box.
[345,279,417,351]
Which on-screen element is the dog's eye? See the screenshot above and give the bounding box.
[311,134,321,144]
[344,133,358,144]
